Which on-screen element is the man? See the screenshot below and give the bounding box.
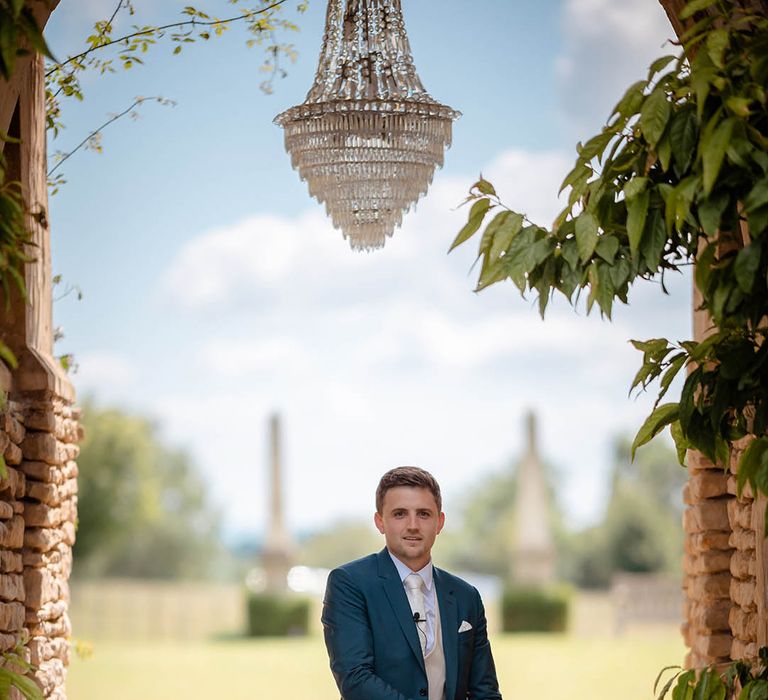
[322,466,502,700]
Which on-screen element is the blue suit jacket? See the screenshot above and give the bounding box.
[322,548,502,700]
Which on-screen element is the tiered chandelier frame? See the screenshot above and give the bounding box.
[275,0,460,251]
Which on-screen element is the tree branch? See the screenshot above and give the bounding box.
[45,0,290,78]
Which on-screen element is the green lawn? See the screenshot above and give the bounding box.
[67,628,686,699]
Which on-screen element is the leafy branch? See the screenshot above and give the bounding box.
[47,96,175,182]
[44,0,306,138]
[450,1,768,490]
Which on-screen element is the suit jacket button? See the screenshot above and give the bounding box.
[419,690,427,697]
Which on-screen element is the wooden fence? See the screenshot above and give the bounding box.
[69,580,246,641]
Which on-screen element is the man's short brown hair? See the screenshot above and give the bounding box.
[375,466,442,514]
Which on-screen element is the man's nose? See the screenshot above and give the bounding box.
[406,515,419,529]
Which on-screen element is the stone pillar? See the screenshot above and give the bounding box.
[0,33,80,698]
[510,411,555,585]
[681,451,733,667]
[261,414,294,592]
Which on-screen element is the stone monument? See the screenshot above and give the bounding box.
[261,413,295,592]
[511,411,556,585]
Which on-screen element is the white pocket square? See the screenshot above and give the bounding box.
[458,620,473,633]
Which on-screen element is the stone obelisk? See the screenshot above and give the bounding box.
[511,411,556,584]
[261,413,295,592]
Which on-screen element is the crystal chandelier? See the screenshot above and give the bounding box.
[275,0,460,251]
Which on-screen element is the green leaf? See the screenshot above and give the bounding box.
[0,342,17,370]
[648,55,676,80]
[669,107,697,176]
[478,210,510,257]
[623,176,649,200]
[737,437,768,497]
[627,190,650,257]
[474,177,497,197]
[670,421,689,466]
[0,454,7,480]
[575,213,599,262]
[640,87,671,147]
[672,669,695,700]
[449,198,492,252]
[643,208,667,270]
[611,80,647,120]
[679,0,719,19]
[595,236,619,263]
[744,176,768,213]
[706,28,729,69]
[697,191,729,237]
[701,115,735,195]
[489,212,524,261]
[734,242,762,293]
[632,403,680,459]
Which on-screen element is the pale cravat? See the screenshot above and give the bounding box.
[404,573,427,655]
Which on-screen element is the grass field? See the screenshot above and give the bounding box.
[67,627,686,699]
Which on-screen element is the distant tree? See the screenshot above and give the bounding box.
[74,400,223,579]
[298,520,382,570]
[565,438,685,588]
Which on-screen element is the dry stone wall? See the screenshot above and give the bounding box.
[682,450,734,667]
[727,437,760,663]
[683,440,765,669]
[0,363,80,699]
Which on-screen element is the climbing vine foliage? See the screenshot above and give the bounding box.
[451,1,768,489]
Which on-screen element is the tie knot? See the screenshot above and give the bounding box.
[404,573,423,592]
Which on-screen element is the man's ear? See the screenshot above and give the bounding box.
[374,511,385,534]
[437,511,445,534]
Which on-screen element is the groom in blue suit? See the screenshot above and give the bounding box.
[322,467,502,700]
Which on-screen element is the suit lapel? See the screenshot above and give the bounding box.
[435,567,458,700]
[377,549,425,671]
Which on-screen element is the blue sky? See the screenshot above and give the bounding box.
[44,0,685,540]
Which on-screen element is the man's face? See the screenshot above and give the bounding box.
[374,486,445,571]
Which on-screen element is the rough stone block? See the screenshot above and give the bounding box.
[730,579,758,610]
[689,573,732,601]
[0,502,13,521]
[0,602,24,633]
[25,481,57,505]
[0,516,23,550]
[20,433,58,465]
[684,500,731,533]
[0,574,24,603]
[61,521,75,546]
[689,452,717,471]
[23,504,61,528]
[28,636,69,667]
[728,498,753,530]
[23,409,55,433]
[0,467,23,500]
[61,461,77,480]
[28,600,67,623]
[687,550,732,575]
[731,550,757,579]
[732,638,758,662]
[687,531,733,553]
[729,606,758,642]
[28,615,71,639]
[1,415,24,445]
[690,471,729,500]
[19,462,60,485]
[692,632,733,659]
[683,482,693,506]
[3,442,21,467]
[730,527,756,552]
[727,475,754,499]
[23,568,58,608]
[0,632,18,653]
[690,600,731,631]
[23,527,61,553]
[0,552,22,574]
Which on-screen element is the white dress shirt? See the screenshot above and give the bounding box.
[388,551,437,654]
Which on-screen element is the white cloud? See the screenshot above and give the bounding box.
[74,351,139,395]
[557,0,674,138]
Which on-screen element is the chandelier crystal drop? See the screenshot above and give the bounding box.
[275,0,460,251]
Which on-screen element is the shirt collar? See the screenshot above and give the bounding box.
[387,550,434,591]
